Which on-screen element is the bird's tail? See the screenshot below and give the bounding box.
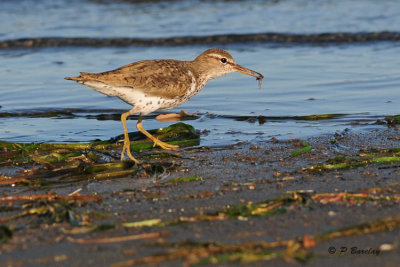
[64,72,120,97]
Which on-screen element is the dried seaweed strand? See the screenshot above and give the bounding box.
[0,193,102,203]
[74,231,167,244]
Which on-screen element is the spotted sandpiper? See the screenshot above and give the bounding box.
[65,48,263,163]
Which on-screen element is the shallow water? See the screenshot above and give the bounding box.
[1,0,400,146]
[1,0,400,40]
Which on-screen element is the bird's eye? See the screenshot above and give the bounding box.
[220,58,227,64]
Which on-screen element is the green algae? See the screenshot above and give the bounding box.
[304,149,400,172]
[291,142,312,157]
[122,219,162,228]
[0,123,199,190]
[0,123,199,162]
[385,115,400,125]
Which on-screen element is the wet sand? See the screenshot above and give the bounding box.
[1,126,400,266]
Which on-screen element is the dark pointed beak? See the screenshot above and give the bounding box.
[234,64,264,88]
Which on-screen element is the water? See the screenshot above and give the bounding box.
[1,0,400,146]
[1,0,400,40]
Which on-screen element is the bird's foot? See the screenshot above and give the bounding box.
[121,151,140,164]
[152,138,179,150]
[120,139,140,163]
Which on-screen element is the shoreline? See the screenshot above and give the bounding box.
[1,126,400,266]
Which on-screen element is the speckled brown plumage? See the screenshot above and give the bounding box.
[70,60,194,99]
[65,48,263,163]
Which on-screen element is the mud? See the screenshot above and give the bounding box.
[1,126,400,266]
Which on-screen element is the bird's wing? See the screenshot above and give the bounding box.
[70,60,193,99]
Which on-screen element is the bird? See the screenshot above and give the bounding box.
[65,48,263,163]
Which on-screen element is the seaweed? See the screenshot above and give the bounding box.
[165,176,203,184]
[303,148,400,172]
[0,123,199,188]
[291,142,312,157]
[0,225,13,243]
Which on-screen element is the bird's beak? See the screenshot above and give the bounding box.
[234,64,264,80]
[234,64,264,88]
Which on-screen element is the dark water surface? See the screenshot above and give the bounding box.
[1,0,399,145]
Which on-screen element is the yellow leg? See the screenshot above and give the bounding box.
[136,115,179,150]
[120,110,139,163]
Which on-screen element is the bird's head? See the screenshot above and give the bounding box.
[192,48,263,84]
